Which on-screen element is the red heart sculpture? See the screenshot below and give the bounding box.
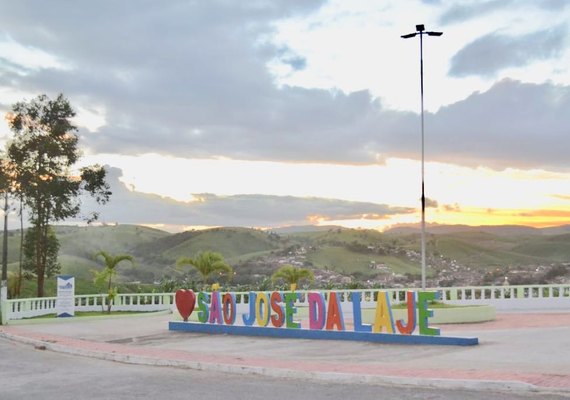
[175,289,196,322]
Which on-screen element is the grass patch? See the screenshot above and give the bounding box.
[307,246,419,277]
[391,301,460,309]
[26,310,161,320]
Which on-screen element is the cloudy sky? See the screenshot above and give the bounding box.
[1,0,569,232]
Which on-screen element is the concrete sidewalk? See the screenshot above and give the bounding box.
[1,311,570,394]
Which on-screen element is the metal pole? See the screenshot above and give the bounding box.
[402,25,442,291]
[1,192,8,324]
[419,32,427,291]
[1,192,7,281]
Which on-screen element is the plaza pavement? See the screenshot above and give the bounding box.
[1,310,570,395]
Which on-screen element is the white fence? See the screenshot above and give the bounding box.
[4,293,175,321]
[2,284,569,322]
[440,284,570,310]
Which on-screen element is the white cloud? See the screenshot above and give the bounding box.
[1,1,568,170]
[267,1,570,111]
[74,105,107,133]
[76,166,413,230]
[0,35,70,73]
[1,1,570,231]
[82,154,570,214]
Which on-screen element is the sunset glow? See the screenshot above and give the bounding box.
[80,153,570,231]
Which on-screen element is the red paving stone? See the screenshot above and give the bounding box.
[442,312,570,332]
[2,312,570,392]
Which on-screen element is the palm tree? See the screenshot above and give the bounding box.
[271,264,314,291]
[176,251,233,289]
[94,251,134,313]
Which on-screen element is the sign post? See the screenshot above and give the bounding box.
[56,275,75,317]
[0,284,7,325]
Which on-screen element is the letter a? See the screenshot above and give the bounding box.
[372,291,395,333]
[325,292,345,331]
[209,291,222,324]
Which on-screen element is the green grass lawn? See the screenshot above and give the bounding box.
[25,310,162,320]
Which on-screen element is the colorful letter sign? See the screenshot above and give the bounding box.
[170,289,479,346]
[175,289,442,335]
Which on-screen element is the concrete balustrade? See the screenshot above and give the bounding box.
[2,283,569,322]
[441,284,570,310]
[4,293,177,320]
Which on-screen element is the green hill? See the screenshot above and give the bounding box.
[163,227,280,261]
[510,233,570,262]
[432,234,543,267]
[288,227,385,246]
[56,224,169,259]
[132,227,281,264]
[2,223,569,295]
[287,227,419,278]
[306,246,418,277]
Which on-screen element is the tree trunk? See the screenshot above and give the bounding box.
[34,216,48,298]
[107,273,112,313]
[35,225,43,297]
[37,270,44,298]
[17,198,23,297]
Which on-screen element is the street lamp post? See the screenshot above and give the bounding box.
[1,192,8,324]
[401,24,442,290]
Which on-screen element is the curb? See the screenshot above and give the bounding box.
[6,310,173,326]
[3,330,566,395]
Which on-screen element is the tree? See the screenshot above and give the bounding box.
[22,226,61,282]
[5,94,111,297]
[93,251,134,313]
[0,154,26,298]
[177,251,233,289]
[271,265,314,291]
[0,159,10,302]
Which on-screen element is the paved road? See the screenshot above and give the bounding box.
[2,311,570,395]
[1,339,567,400]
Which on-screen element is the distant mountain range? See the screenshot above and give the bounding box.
[273,223,570,236]
[383,223,570,236]
[3,223,569,290]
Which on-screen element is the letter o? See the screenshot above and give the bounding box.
[255,292,270,327]
[222,293,236,325]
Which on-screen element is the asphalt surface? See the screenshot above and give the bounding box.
[2,339,567,400]
[1,310,570,395]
